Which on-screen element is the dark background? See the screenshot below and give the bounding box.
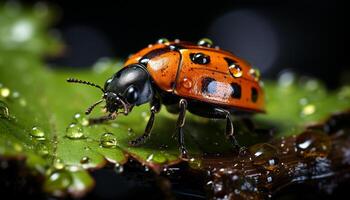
[42,0,347,88]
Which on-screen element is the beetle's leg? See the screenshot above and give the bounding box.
[215,108,241,151]
[89,113,116,125]
[176,99,188,158]
[129,97,161,146]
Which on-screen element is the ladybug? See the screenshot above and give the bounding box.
[67,38,265,158]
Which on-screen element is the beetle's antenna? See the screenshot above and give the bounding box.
[85,99,104,115]
[67,78,105,93]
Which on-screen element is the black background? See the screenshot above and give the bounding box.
[39,0,348,88]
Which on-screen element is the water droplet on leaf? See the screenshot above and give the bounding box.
[65,123,85,139]
[53,158,65,170]
[80,156,90,164]
[296,131,331,157]
[250,143,279,171]
[44,170,72,195]
[0,87,10,98]
[301,104,316,116]
[30,126,46,140]
[100,132,117,148]
[114,163,124,174]
[278,71,295,87]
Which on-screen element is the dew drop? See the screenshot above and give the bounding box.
[296,131,331,157]
[229,64,243,78]
[198,38,213,47]
[249,68,260,81]
[157,38,169,44]
[305,79,320,91]
[11,91,20,98]
[80,156,90,164]
[53,158,65,170]
[30,126,46,140]
[13,142,23,152]
[19,98,27,107]
[65,123,85,139]
[278,71,295,87]
[301,104,316,116]
[144,166,150,172]
[73,113,89,126]
[100,132,117,148]
[44,170,72,194]
[267,175,273,183]
[114,163,124,174]
[38,144,49,156]
[250,143,279,171]
[0,87,10,98]
[181,77,193,89]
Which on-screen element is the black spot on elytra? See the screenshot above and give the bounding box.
[224,57,238,66]
[139,48,171,65]
[201,77,216,94]
[190,53,210,65]
[230,83,242,99]
[251,87,258,102]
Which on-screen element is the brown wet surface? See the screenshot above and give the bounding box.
[204,111,350,199]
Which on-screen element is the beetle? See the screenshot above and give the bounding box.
[67,38,265,158]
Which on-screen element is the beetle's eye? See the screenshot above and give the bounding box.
[190,53,210,65]
[125,86,138,104]
[104,78,113,89]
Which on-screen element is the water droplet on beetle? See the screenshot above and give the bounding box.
[296,131,331,157]
[249,68,260,81]
[198,38,213,47]
[181,77,193,89]
[100,132,117,148]
[65,123,85,139]
[73,113,89,126]
[114,163,124,174]
[80,156,90,164]
[157,38,169,44]
[229,64,243,78]
[30,126,46,140]
[250,143,279,171]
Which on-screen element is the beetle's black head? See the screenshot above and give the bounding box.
[67,64,153,116]
[103,64,154,114]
